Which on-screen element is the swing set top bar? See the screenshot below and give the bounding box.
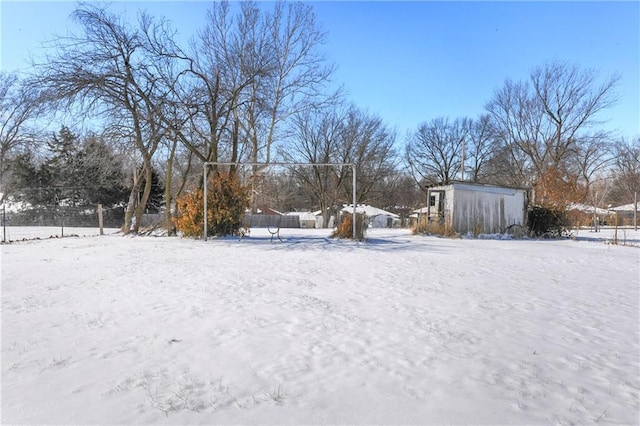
[202,161,357,241]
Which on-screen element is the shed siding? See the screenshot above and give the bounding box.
[451,187,525,234]
[429,183,527,234]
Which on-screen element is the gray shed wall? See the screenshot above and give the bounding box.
[432,184,527,235]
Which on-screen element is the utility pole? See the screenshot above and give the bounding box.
[460,137,465,181]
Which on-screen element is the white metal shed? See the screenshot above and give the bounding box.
[425,182,529,235]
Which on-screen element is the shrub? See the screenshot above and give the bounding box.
[534,167,587,210]
[173,173,248,238]
[412,216,456,237]
[527,205,568,237]
[331,213,367,241]
[173,190,204,237]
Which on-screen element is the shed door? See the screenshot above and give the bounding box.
[428,190,445,219]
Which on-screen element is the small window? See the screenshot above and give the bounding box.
[429,195,436,207]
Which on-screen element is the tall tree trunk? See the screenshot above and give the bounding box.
[132,164,153,234]
[175,151,192,199]
[230,118,239,177]
[122,169,142,234]
[320,199,329,228]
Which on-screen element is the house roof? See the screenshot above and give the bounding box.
[341,204,400,218]
[285,211,318,220]
[245,206,283,215]
[610,203,639,212]
[567,203,612,215]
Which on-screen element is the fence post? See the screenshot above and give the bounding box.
[98,203,104,235]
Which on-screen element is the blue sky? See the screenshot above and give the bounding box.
[1,1,638,139]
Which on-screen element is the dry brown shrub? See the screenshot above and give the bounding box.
[331,213,367,241]
[173,173,248,238]
[412,216,456,237]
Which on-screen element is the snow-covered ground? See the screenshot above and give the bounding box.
[1,227,639,425]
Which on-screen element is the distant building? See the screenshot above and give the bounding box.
[423,182,529,235]
[284,211,318,228]
[566,203,614,227]
[610,203,639,226]
[244,207,299,228]
[341,204,401,228]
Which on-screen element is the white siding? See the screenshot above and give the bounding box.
[429,183,527,234]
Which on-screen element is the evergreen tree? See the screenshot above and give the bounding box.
[45,126,84,204]
[6,151,54,205]
[138,167,164,213]
[42,127,128,207]
[79,134,128,206]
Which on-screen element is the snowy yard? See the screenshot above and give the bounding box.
[1,227,639,424]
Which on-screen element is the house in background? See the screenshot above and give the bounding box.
[341,204,401,228]
[425,182,529,235]
[567,203,614,227]
[244,206,300,228]
[284,211,318,228]
[409,207,427,227]
[610,203,639,226]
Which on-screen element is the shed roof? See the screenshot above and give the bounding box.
[428,182,528,196]
[428,181,529,191]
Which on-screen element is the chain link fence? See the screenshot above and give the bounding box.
[0,186,129,241]
[1,202,125,242]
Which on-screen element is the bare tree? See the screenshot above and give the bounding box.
[465,114,497,182]
[481,144,530,187]
[33,5,173,233]
[405,117,470,186]
[573,134,612,183]
[609,136,640,205]
[532,62,618,166]
[128,0,334,227]
[144,0,271,171]
[486,78,551,186]
[571,133,614,211]
[237,1,336,166]
[486,60,619,192]
[379,171,424,210]
[280,107,345,227]
[338,107,397,205]
[0,72,41,200]
[281,105,396,226]
[188,1,337,210]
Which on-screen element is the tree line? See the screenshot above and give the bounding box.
[0,1,637,234]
